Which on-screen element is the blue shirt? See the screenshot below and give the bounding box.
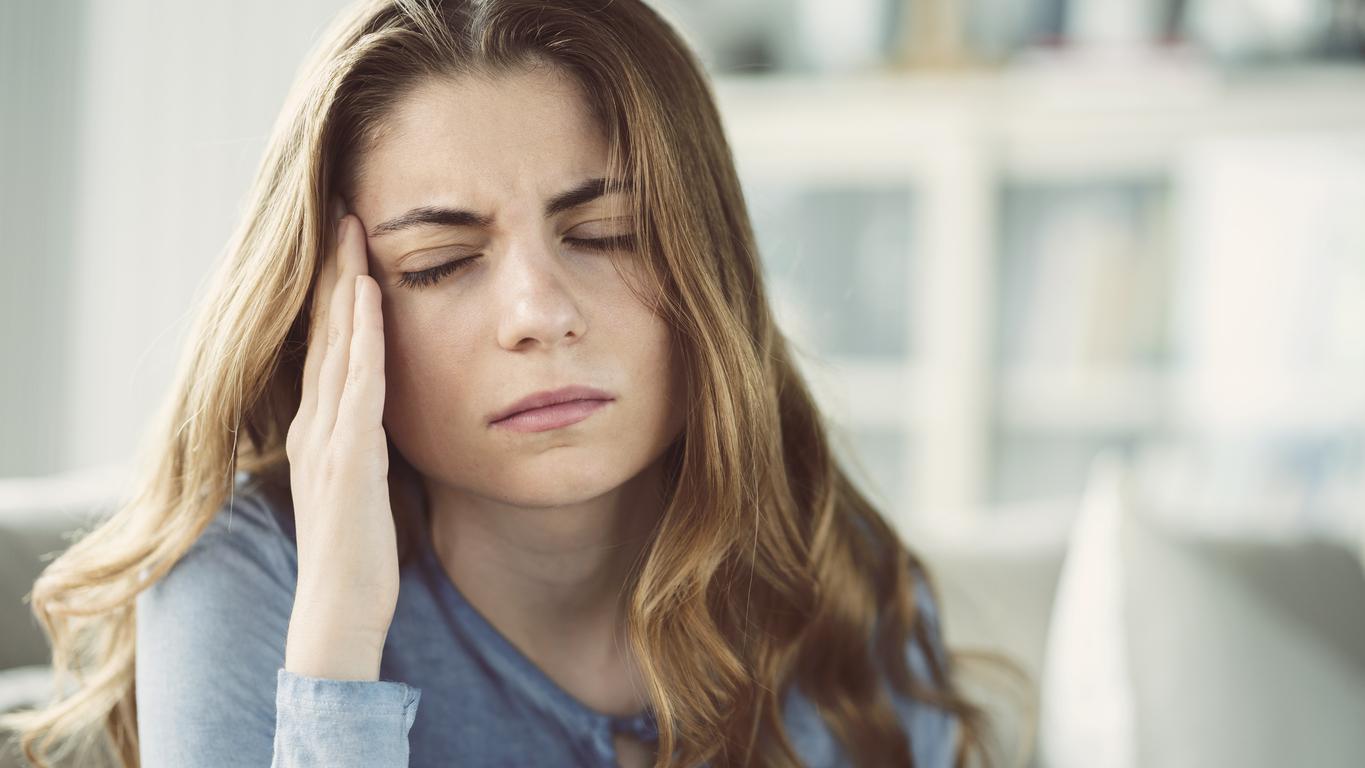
[134,470,957,767]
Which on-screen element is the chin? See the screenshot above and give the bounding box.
[481,452,634,508]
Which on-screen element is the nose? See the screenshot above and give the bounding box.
[494,240,587,351]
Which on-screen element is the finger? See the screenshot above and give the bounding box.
[315,214,362,438]
[300,203,344,422]
[336,275,386,438]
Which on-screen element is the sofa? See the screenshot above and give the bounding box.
[915,450,1365,768]
[2,452,1362,767]
[0,464,127,767]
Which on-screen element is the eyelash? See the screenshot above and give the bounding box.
[396,234,637,290]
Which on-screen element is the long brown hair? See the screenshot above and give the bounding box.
[3,1,1000,765]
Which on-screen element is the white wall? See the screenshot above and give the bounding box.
[0,0,87,476]
[2,1,350,476]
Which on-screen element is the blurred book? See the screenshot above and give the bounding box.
[745,181,916,360]
[997,181,1172,372]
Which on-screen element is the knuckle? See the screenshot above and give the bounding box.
[346,361,370,389]
[326,322,344,351]
[320,443,352,479]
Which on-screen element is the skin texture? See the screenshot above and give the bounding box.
[342,62,685,765]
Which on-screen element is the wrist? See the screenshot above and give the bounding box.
[285,607,388,681]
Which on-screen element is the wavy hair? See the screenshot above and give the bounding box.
[2,1,1006,765]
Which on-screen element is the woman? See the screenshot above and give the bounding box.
[3,0,993,765]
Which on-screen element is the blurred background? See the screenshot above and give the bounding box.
[2,0,1364,766]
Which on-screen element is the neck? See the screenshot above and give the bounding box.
[421,460,666,688]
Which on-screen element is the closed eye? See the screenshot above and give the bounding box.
[563,233,636,252]
[396,255,481,289]
[395,234,637,290]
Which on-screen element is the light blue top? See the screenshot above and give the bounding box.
[134,470,958,767]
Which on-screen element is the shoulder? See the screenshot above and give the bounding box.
[894,563,959,767]
[905,563,950,683]
[134,470,300,764]
[782,586,959,768]
[865,517,960,765]
[135,468,299,649]
[139,470,298,600]
[787,520,960,766]
[216,468,298,552]
[851,516,952,685]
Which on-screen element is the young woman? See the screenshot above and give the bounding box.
[4,1,993,766]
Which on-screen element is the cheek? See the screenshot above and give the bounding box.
[609,299,683,431]
[587,261,674,377]
[609,283,674,376]
[380,304,481,429]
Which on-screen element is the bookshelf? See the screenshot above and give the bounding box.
[712,60,1365,533]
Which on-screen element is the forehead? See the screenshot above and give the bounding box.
[355,65,609,209]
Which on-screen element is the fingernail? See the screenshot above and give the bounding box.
[331,195,346,221]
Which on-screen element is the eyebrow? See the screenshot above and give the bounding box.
[367,176,633,238]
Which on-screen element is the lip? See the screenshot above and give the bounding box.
[488,385,616,428]
[489,398,611,433]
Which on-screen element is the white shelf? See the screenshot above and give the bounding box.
[792,356,926,430]
[715,63,1365,182]
[714,62,1365,525]
[1170,368,1365,435]
[796,357,1365,436]
[997,365,1170,433]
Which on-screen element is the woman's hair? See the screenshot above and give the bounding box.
[2,1,1010,765]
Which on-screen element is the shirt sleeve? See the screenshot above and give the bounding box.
[272,668,421,767]
[134,484,422,767]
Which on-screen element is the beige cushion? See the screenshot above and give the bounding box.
[0,465,125,669]
[1122,484,1365,767]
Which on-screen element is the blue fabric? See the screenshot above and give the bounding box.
[134,471,957,767]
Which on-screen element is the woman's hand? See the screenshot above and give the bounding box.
[283,197,398,681]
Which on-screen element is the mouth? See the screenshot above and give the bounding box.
[489,398,613,433]
[488,385,616,433]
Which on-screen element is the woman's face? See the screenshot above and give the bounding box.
[346,64,684,507]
